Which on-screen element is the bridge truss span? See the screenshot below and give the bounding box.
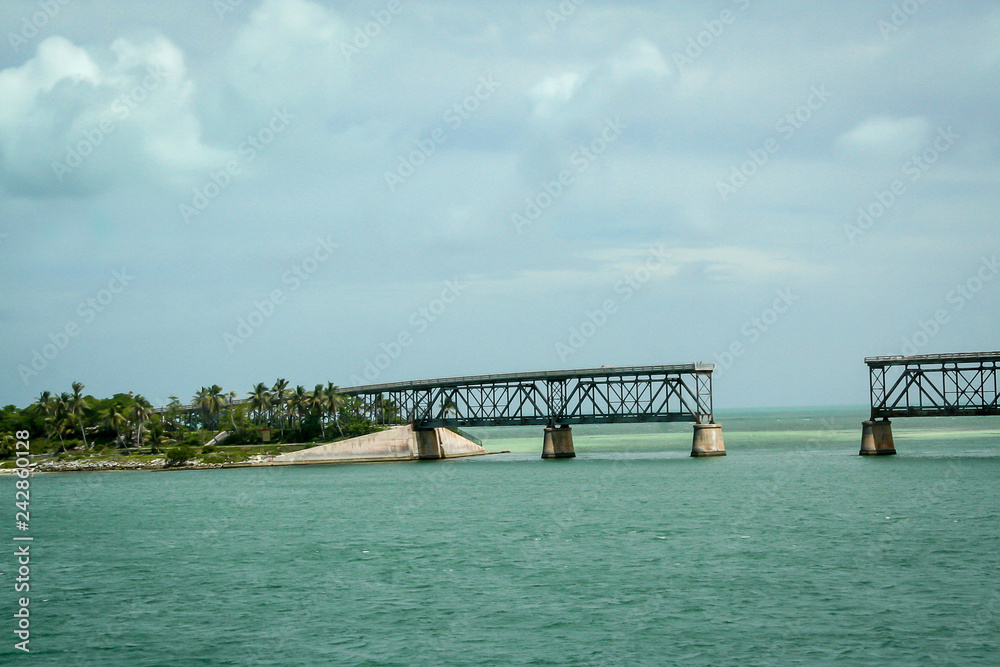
[861,351,1000,456]
[867,352,1000,419]
[340,363,716,429]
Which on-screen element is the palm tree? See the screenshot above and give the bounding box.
[271,379,289,440]
[192,387,207,429]
[131,396,152,450]
[46,393,71,453]
[163,395,183,431]
[0,433,16,459]
[193,385,227,431]
[102,404,130,452]
[226,390,239,431]
[32,390,52,419]
[32,390,54,446]
[326,382,344,437]
[69,381,90,449]
[289,385,309,433]
[311,384,327,439]
[248,382,271,426]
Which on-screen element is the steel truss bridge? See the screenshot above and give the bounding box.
[339,364,716,428]
[866,352,1000,419]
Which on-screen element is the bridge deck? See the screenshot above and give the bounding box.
[866,351,1000,368]
[340,363,713,394]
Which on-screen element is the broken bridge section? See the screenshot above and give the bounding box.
[341,363,724,459]
[862,351,1000,455]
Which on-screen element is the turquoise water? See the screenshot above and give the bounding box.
[3,408,999,665]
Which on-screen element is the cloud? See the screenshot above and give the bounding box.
[835,115,932,160]
[530,71,584,119]
[609,38,670,80]
[1,0,998,410]
[0,34,221,196]
[226,0,350,113]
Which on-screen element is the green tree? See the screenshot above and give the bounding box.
[289,385,309,434]
[310,384,327,439]
[0,433,15,459]
[69,381,91,449]
[249,382,271,427]
[271,379,289,440]
[32,390,52,420]
[226,390,239,431]
[131,395,153,449]
[47,393,73,453]
[101,403,130,452]
[193,385,226,435]
[325,382,345,438]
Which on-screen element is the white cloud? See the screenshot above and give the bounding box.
[609,38,670,80]
[0,34,221,195]
[226,0,350,112]
[530,71,584,118]
[0,36,101,121]
[835,115,932,159]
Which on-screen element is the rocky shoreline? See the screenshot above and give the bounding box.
[1,455,275,473]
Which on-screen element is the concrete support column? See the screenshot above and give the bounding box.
[691,423,726,457]
[414,428,443,459]
[860,419,896,456]
[542,425,575,459]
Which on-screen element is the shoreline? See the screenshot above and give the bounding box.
[0,451,499,474]
[0,454,276,474]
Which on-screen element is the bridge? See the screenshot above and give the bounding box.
[340,363,725,458]
[861,351,1000,455]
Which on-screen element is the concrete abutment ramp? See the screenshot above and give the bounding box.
[264,424,491,465]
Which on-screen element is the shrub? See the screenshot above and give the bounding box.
[202,445,216,454]
[166,445,195,463]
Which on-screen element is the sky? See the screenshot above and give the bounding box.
[1,0,998,410]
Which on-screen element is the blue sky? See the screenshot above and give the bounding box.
[1,0,998,409]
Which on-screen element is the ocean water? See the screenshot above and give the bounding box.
[3,407,999,665]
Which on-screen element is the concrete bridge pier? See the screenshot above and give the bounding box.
[691,423,726,457]
[860,419,896,456]
[542,425,575,459]
[415,428,444,459]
